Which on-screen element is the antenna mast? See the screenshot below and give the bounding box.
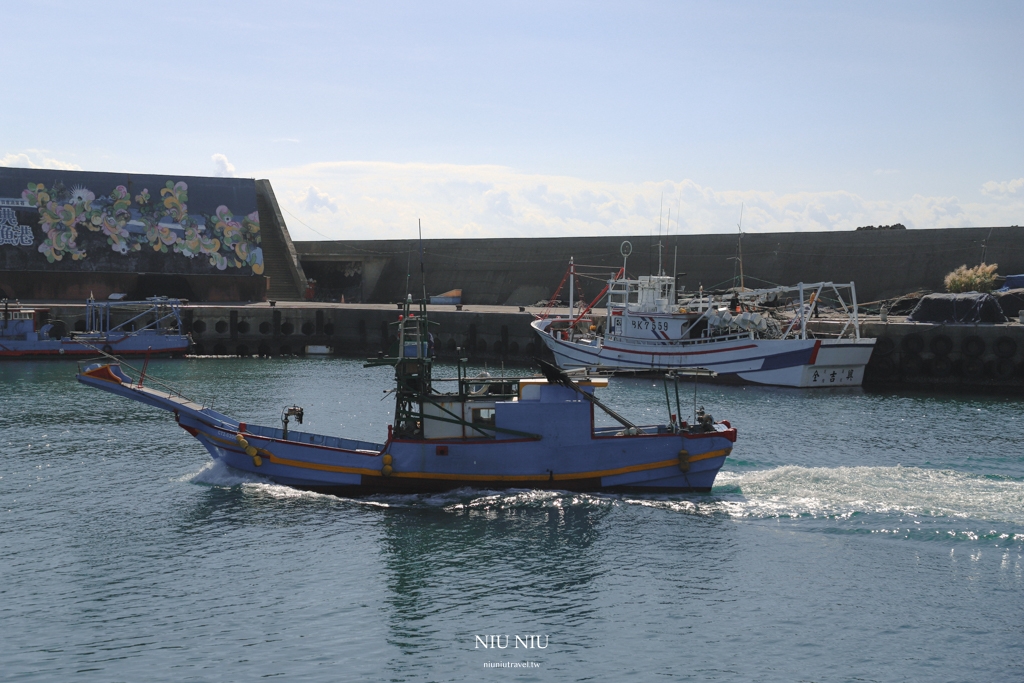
[418,219,427,303]
[737,203,745,291]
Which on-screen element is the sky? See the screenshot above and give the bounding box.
[2,0,1022,240]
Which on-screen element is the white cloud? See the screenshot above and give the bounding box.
[260,160,1024,240]
[0,150,81,170]
[298,185,339,213]
[981,178,1024,196]
[211,153,236,177]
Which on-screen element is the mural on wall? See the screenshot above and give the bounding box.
[0,168,263,276]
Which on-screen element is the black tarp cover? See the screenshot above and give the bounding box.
[995,288,1024,319]
[906,292,1008,323]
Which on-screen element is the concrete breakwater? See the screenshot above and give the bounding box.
[295,226,1024,307]
[42,301,1024,390]
[48,302,548,362]
[809,319,1024,390]
[184,303,545,360]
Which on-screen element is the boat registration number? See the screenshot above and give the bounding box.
[808,366,858,385]
[630,319,670,331]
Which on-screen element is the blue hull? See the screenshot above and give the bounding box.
[1,330,189,358]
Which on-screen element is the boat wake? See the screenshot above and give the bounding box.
[709,465,1024,526]
[184,461,335,501]
[358,487,617,511]
[181,460,1024,544]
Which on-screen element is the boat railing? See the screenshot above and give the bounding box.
[243,423,383,451]
[676,281,862,341]
[603,330,752,346]
[82,298,184,337]
[77,354,219,410]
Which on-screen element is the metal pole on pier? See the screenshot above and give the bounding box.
[851,281,860,339]
[798,282,806,340]
[568,256,574,320]
[418,219,427,304]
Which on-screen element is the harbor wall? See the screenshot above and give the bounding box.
[295,226,1024,306]
[809,319,1024,390]
[42,303,547,362]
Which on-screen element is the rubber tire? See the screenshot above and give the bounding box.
[962,356,985,378]
[994,336,1017,359]
[995,358,1016,379]
[874,337,896,357]
[874,356,898,375]
[929,335,953,357]
[902,334,925,354]
[962,335,985,357]
[901,353,923,376]
[930,356,953,378]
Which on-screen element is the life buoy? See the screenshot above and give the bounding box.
[469,372,492,396]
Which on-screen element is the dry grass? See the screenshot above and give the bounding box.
[944,263,999,293]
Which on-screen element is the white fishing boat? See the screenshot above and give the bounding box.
[532,246,875,388]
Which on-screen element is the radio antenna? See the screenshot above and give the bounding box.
[418,219,427,303]
[737,203,745,291]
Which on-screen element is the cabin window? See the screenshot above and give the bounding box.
[471,408,495,426]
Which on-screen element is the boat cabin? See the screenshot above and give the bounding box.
[420,376,608,440]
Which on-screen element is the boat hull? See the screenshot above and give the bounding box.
[533,319,875,388]
[1,331,189,358]
[78,368,735,495]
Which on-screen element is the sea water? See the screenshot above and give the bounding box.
[1,358,1021,682]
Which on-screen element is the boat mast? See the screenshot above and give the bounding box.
[737,203,745,292]
[568,256,574,320]
[673,245,678,304]
[418,219,427,304]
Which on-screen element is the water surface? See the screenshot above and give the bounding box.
[2,358,1021,681]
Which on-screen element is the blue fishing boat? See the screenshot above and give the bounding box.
[2,297,190,358]
[76,297,736,494]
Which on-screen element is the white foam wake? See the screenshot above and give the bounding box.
[183,461,333,501]
[711,465,1024,525]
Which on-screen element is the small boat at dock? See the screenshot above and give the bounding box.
[1,297,190,358]
[76,297,737,495]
